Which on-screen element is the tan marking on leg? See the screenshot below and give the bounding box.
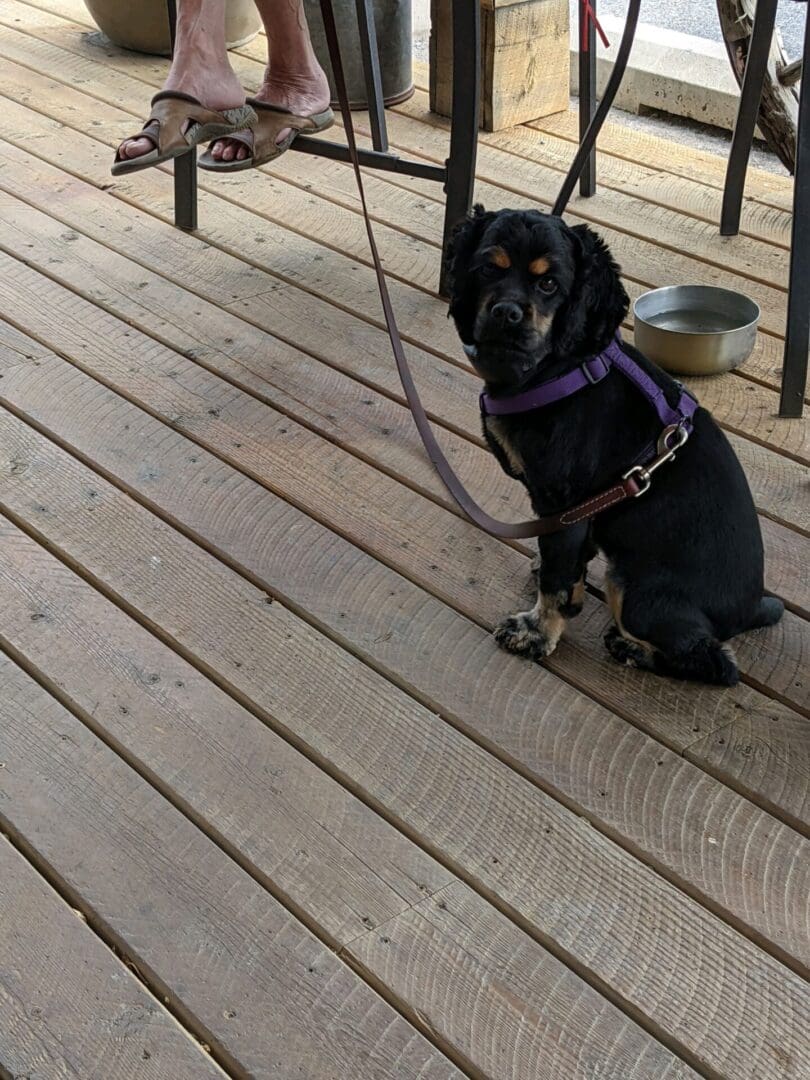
[528,256,550,275]
[571,576,586,609]
[605,577,623,624]
[605,577,654,656]
[537,591,567,651]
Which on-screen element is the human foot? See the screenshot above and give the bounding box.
[207,67,331,163]
[116,60,247,163]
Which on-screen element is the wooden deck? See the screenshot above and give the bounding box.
[0,2,808,1077]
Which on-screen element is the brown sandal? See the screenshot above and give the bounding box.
[198,98,334,172]
[111,91,257,177]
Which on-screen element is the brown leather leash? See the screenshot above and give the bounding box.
[318,0,651,539]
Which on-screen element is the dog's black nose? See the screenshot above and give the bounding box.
[490,301,524,327]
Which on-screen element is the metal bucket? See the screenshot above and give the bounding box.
[304,0,414,109]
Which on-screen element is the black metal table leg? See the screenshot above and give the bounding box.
[167,0,198,230]
[720,0,778,236]
[553,0,641,217]
[354,0,388,152]
[439,0,480,298]
[579,0,597,196]
[779,8,810,417]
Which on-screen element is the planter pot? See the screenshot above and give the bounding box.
[303,0,413,108]
[83,0,261,56]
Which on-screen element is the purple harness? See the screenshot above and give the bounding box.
[480,336,697,433]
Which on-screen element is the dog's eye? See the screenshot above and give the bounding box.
[535,276,557,295]
[480,262,501,278]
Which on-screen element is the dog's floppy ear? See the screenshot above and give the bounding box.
[553,223,629,358]
[445,204,496,344]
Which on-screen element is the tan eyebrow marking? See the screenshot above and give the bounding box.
[529,256,551,275]
[490,247,511,269]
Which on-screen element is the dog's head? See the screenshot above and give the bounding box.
[446,206,629,391]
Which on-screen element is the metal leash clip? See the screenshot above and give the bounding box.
[623,422,690,496]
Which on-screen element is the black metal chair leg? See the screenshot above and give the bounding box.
[720,0,778,236]
[779,9,810,417]
[354,0,388,152]
[553,0,642,217]
[167,0,198,230]
[579,0,597,197]
[439,0,480,298]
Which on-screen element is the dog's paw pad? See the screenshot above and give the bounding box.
[495,613,556,661]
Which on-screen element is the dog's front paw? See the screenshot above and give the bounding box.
[494,612,558,661]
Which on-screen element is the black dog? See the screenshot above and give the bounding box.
[447,206,782,686]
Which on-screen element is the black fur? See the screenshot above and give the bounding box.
[447,206,782,686]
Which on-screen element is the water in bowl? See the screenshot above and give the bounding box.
[645,309,743,335]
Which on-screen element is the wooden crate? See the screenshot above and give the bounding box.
[430,0,570,131]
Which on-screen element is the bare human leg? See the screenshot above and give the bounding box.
[209,0,330,162]
[116,0,245,162]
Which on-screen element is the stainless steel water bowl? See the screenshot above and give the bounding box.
[633,285,760,376]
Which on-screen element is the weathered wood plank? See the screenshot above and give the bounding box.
[0,654,462,1080]
[11,0,796,266]
[11,240,810,711]
[0,521,698,1080]
[0,23,805,421]
[483,107,794,251]
[0,87,805,471]
[3,403,810,1080]
[3,4,807,1075]
[0,248,533,530]
[0,525,454,950]
[9,188,809,643]
[406,56,794,212]
[1,248,807,734]
[688,710,810,835]
[0,835,226,1080]
[9,0,792,290]
[1,211,805,562]
[532,102,795,211]
[0,118,805,518]
[2,297,807,809]
[0,0,794,291]
[396,98,791,295]
[347,881,694,1080]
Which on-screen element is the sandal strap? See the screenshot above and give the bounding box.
[241,102,327,162]
[115,93,252,161]
[150,90,205,107]
[148,97,242,153]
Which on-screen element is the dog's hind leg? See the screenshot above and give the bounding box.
[607,583,739,687]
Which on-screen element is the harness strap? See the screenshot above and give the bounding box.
[481,353,610,416]
[319,0,691,538]
[481,337,698,431]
